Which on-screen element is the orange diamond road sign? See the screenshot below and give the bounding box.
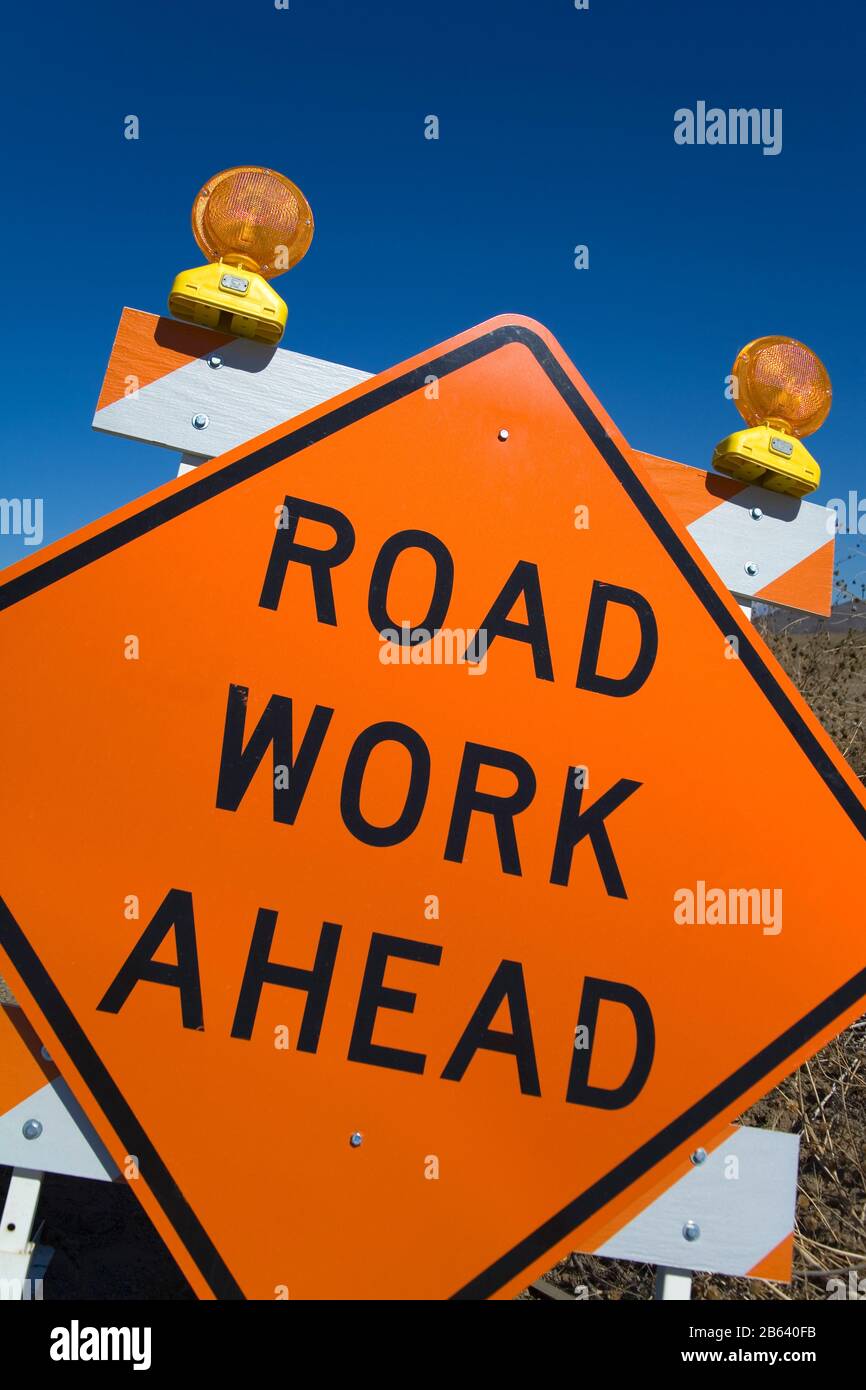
[1,315,864,1300]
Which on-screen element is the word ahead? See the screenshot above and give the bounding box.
[99,890,655,1108]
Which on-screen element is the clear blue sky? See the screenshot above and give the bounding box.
[2,0,864,585]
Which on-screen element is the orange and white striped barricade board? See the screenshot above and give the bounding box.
[92,308,835,617]
[590,1124,799,1289]
[532,1122,800,1298]
[0,1005,118,1299]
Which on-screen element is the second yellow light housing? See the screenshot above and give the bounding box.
[712,336,832,498]
[168,166,314,346]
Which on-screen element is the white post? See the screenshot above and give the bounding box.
[0,1167,44,1298]
[654,1266,693,1300]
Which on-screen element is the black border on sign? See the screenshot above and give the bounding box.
[1,324,865,1301]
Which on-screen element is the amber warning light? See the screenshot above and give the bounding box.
[168,166,314,346]
[712,336,832,498]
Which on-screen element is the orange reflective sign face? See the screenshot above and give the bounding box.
[1,316,864,1300]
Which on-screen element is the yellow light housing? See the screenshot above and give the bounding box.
[168,166,314,346]
[712,336,832,498]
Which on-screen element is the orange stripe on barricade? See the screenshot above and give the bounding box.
[96,308,233,411]
[633,450,745,525]
[0,1002,57,1114]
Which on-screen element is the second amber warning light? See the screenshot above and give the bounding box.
[168,166,314,345]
